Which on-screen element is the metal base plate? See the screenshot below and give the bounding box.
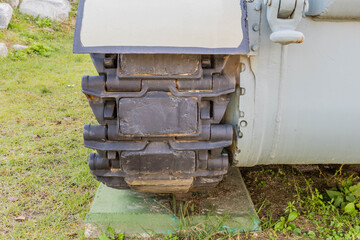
[84,168,260,238]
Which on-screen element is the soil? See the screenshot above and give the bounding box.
[161,164,360,239]
[242,164,359,221]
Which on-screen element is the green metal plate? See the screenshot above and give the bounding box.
[85,168,260,238]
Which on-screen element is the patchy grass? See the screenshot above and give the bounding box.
[0,9,98,239]
[1,7,360,240]
[239,165,360,239]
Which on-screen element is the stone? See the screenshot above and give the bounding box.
[0,43,8,58]
[12,44,28,50]
[19,0,71,21]
[0,0,19,9]
[42,27,55,33]
[0,3,13,29]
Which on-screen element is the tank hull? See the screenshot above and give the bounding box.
[74,0,360,193]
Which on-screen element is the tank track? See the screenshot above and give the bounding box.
[82,54,238,193]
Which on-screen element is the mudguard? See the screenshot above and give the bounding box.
[73,0,249,54]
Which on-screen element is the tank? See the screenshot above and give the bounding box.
[74,0,360,193]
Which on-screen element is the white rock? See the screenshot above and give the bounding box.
[0,0,19,9]
[0,3,13,29]
[12,44,28,50]
[0,43,8,58]
[19,0,71,21]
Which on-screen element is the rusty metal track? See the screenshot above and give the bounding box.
[82,54,238,193]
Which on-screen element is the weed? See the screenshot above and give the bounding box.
[34,17,53,28]
[257,180,267,187]
[70,2,80,18]
[171,194,195,217]
[8,22,25,31]
[8,49,27,61]
[163,232,179,240]
[326,178,360,215]
[300,174,360,239]
[40,86,52,94]
[98,226,124,240]
[274,201,301,235]
[28,43,53,57]
[6,43,54,61]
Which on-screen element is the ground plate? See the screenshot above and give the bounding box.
[84,168,260,238]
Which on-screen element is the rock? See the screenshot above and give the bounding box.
[0,3,13,29]
[0,0,19,9]
[12,44,28,50]
[0,43,8,58]
[42,27,55,32]
[19,0,71,21]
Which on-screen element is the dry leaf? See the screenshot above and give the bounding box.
[66,233,78,236]
[8,197,19,202]
[15,216,26,221]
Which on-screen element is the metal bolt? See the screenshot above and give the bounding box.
[104,57,116,68]
[240,120,248,128]
[201,57,212,69]
[251,44,259,51]
[240,87,246,95]
[252,23,260,32]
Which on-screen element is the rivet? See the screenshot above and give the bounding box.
[240,120,248,128]
[251,44,259,51]
[252,23,260,32]
[240,87,246,96]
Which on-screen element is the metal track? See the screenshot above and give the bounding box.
[82,54,239,193]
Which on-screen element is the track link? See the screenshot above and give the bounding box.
[82,54,238,193]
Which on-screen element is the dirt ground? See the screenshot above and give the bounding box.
[166,165,358,216]
[158,164,360,239]
[243,165,359,219]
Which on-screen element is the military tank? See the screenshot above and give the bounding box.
[74,0,360,193]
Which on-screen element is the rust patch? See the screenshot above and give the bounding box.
[127,178,194,193]
[85,94,94,101]
[296,36,305,43]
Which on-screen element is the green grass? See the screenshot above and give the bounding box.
[1,8,360,240]
[242,166,360,239]
[0,9,98,239]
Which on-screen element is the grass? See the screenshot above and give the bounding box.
[0,8,98,239]
[1,7,360,240]
[241,166,360,239]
